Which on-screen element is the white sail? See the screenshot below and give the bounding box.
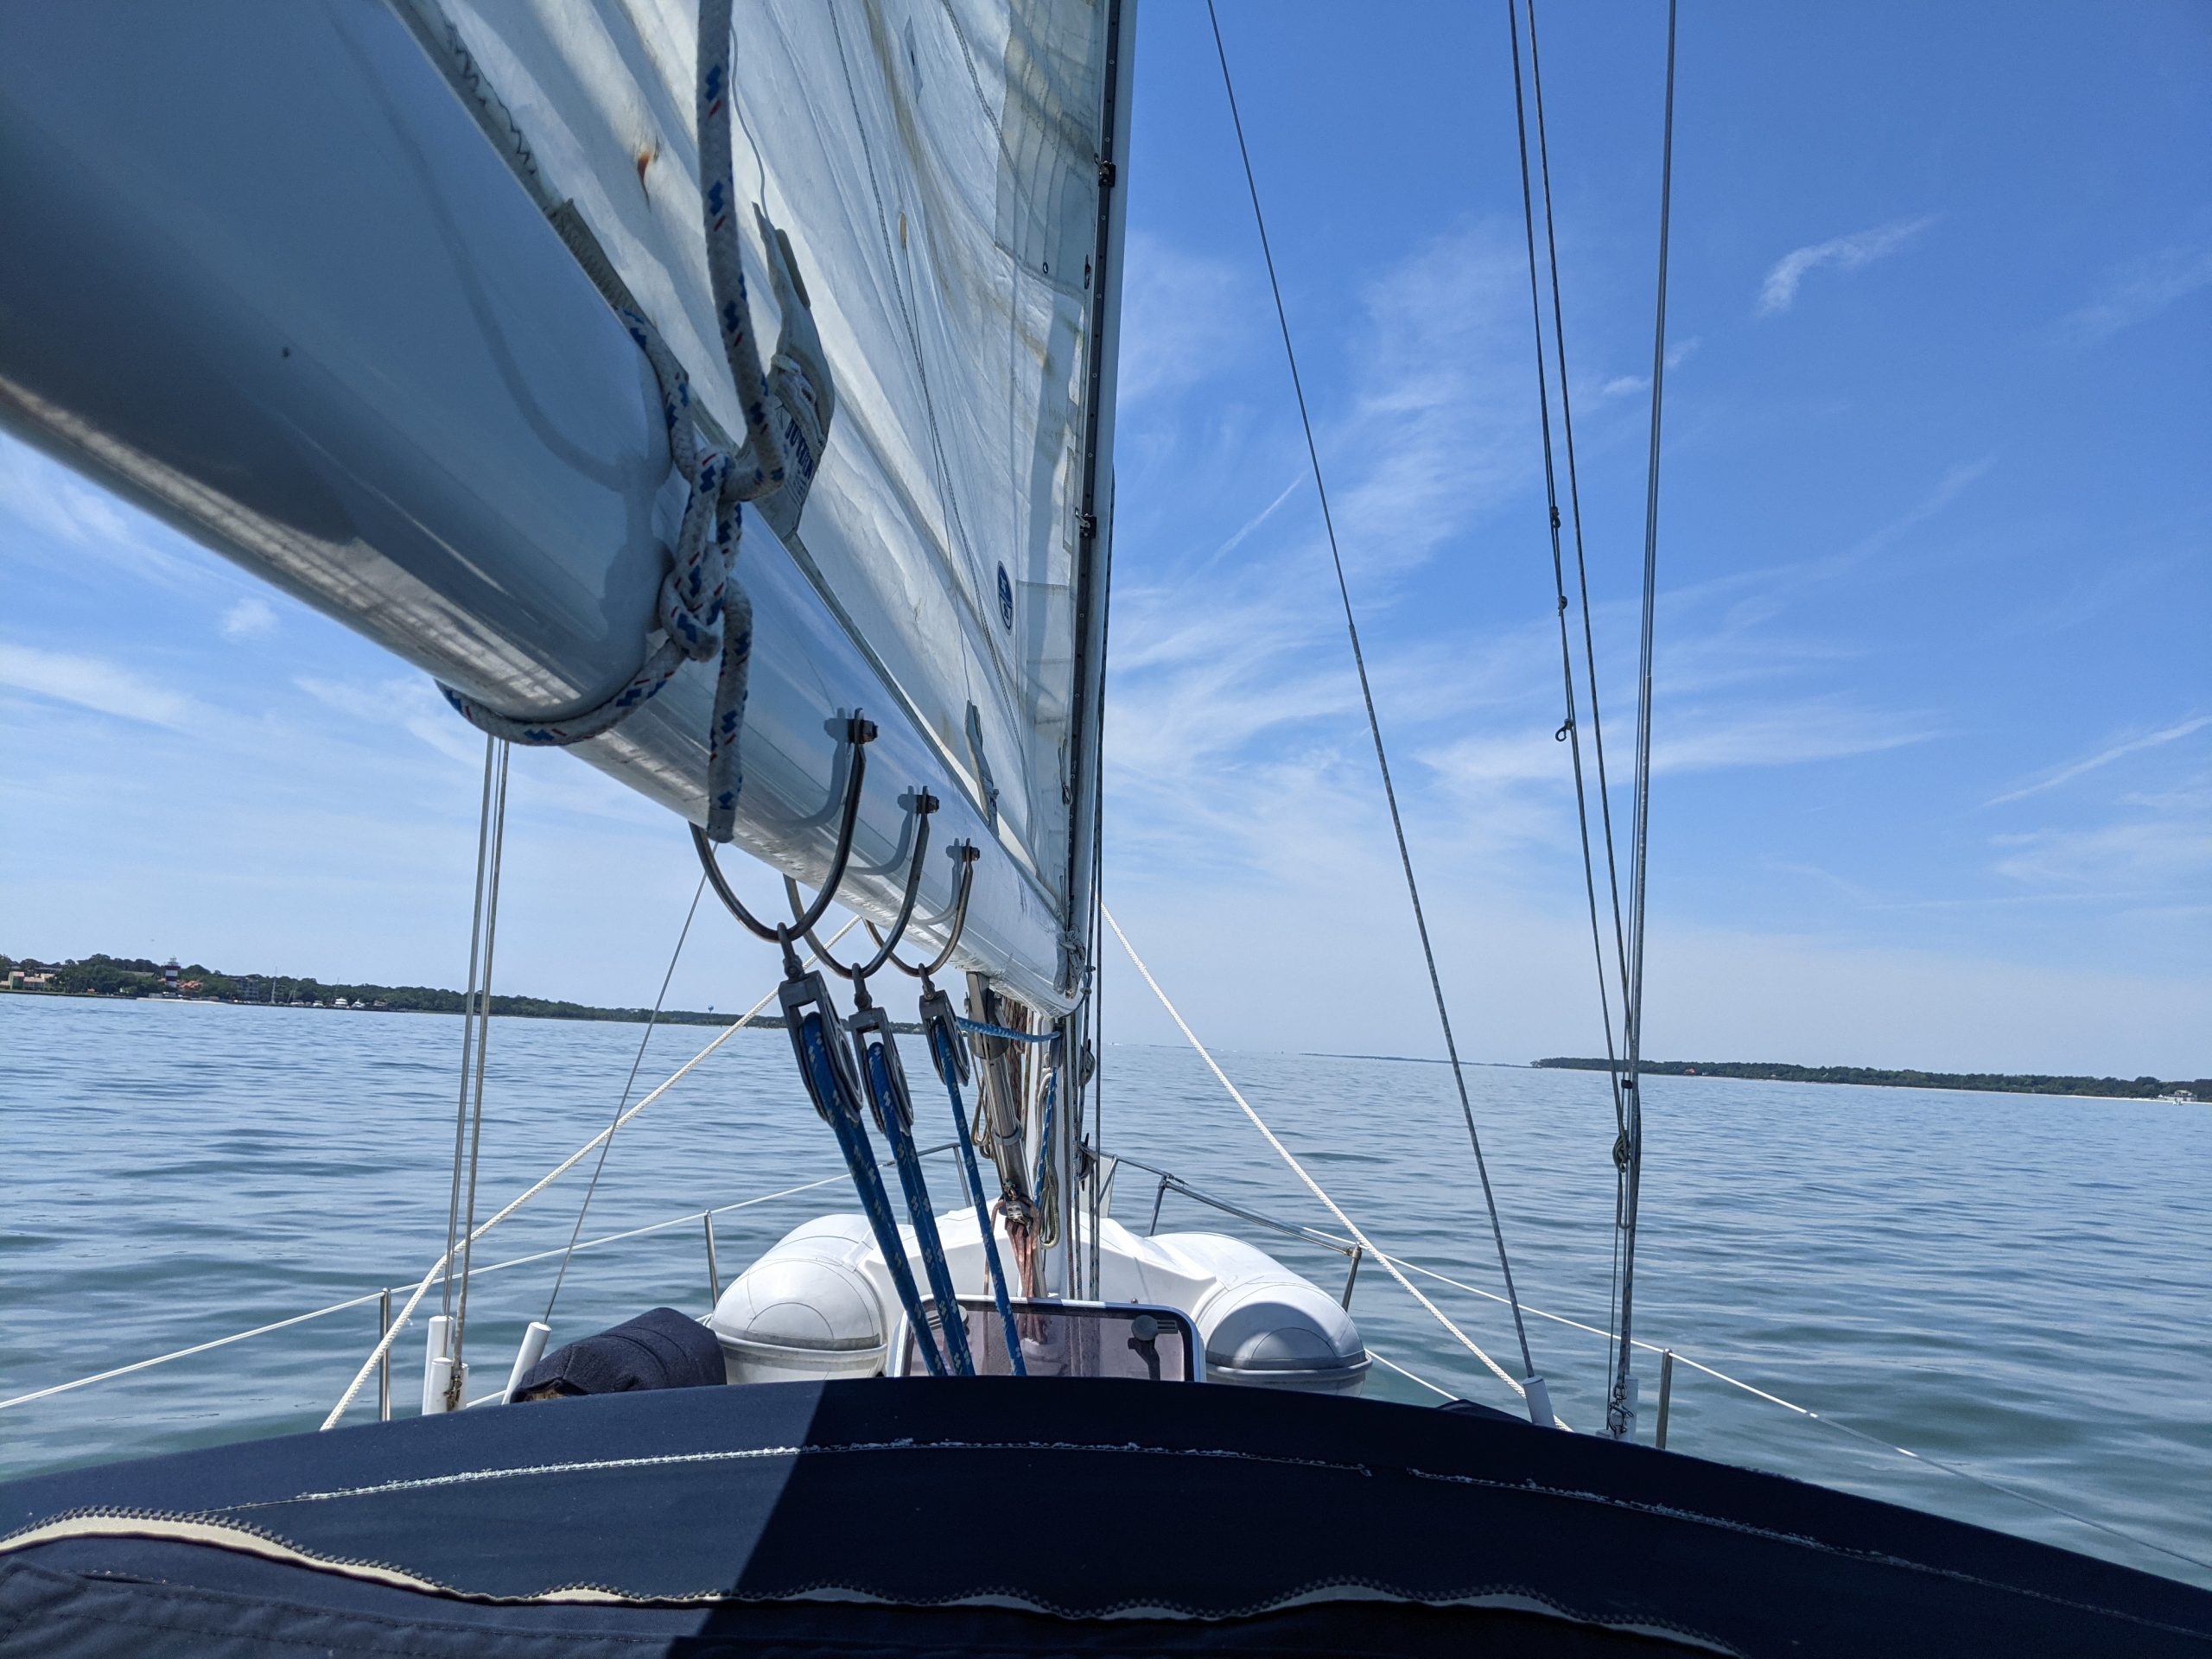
[0,1,1129,1012]
[440,0,1113,911]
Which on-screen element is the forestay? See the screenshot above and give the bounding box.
[445,0,1110,906]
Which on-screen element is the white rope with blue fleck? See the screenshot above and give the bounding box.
[438,308,759,839]
[438,0,828,844]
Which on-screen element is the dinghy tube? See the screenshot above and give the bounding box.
[712,1214,1371,1395]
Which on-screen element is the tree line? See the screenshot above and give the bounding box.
[3,951,734,1027]
[1532,1056,2207,1101]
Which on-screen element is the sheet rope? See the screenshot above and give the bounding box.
[319,918,858,1430]
[1101,905,1567,1427]
[925,1013,1027,1375]
[955,1016,1058,1045]
[1205,0,1540,1392]
[856,1030,976,1375]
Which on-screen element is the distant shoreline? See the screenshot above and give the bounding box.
[1,952,935,1033]
[1533,1056,2205,1103]
[0,986,930,1037]
[7,958,2200,1101]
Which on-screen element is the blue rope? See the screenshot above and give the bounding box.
[928,1023,1027,1376]
[861,1039,974,1376]
[796,1013,945,1376]
[956,1016,1057,1045]
[1033,1067,1057,1214]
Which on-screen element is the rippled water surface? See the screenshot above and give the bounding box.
[3,995,2207,1586]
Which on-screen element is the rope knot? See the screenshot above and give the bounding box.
[434,10,824,855]
[656,449,734,663]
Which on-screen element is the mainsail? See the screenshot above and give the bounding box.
[0,0,1130,1013]
[437,0,1119,929]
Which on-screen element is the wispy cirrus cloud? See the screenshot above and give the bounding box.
[219,597,279,641]
[1116,233,1255,407]
[1993,817,2212,892]
[0,442,216,594]
[0,643,207,729]
[1103,221,1541,878]
[1587,337,1701,403]
[1329,227,1531,583]
[295,673,487,768]
[1987,715,2212,806]
[1758,215,1936,316]
[1107,222,1951,895]
[1650,698,1937,775]
[2056,241,2212,344]
[290,672,663,823]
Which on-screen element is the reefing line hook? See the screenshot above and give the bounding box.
[790,791,938,982]
[693,712,874,944]
[868,841,980,979]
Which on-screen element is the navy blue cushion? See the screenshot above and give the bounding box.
[515,1306,724,1398]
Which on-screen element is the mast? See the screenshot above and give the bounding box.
[1053,0,1135,1295]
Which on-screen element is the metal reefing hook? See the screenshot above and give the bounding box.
[790,791,937,981]
[693,713,874,944]
[869,840,980,979]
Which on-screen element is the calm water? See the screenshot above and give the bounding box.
[3,995,2207,1586]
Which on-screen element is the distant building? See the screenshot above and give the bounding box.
[162,959,180,995]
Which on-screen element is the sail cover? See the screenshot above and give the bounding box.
[440,0,1114,907]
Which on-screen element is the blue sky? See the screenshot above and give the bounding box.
[3,2,2208,1075]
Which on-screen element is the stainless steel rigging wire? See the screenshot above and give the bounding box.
[1508,0,1637,1398]
[1610,0,1680,1440]
[1205,0,1537,1386]
[444,734,511,1395]
[1506,2,1630,1117]
[1525,1,1633,1046]
[438,738,499,1332]
[543,872,709,1321]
